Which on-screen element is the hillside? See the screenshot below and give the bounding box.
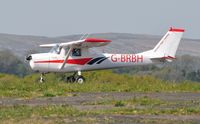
[0,33,199,59]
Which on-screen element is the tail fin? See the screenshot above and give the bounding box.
[152,27,185,58]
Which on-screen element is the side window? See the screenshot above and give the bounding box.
[72,48,81,56]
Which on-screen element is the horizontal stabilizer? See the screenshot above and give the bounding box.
[150,56,176,62]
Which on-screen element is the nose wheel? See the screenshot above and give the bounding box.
[39,73,45,83]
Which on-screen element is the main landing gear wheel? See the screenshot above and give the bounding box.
[76,76,85,84]
[66,71,85,84]
[66,76,76,83]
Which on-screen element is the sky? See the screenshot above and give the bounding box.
[0,0,199,39]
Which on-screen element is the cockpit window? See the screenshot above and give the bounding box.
[49,44,61,54]
[72,48,81,56]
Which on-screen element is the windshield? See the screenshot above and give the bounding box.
[49,44,61,54]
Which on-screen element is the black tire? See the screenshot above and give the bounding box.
[66,76,76,83]
[76,76,85,84]
[37,78,45,83]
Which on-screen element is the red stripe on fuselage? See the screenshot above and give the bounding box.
[34,58,92,65]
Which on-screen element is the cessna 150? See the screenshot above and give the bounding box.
[26,27,185,83]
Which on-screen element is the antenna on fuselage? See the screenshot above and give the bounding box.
[79,33,90,40]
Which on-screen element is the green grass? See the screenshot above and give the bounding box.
[0,102,200,120]
[0,105,82,120]
[0,97,200,122]
[92,106,200,115]
[0,71,200,123]
[115,101,125,107]
[0,70,200,98]
[83,96,162,105]
[82,97,200,115]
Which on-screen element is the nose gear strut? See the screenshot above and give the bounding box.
[39,73,45,83]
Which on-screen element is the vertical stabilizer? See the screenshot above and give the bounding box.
[152,27,185,58]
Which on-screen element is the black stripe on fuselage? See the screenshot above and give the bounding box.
[96,57,108,64]
[87,57,105,65]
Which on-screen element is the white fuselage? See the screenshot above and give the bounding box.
[29,48,156,73]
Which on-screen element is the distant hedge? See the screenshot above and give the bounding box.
[0,50,29,77]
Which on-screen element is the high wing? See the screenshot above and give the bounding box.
[39,38,111,70]
[40,38,112,48]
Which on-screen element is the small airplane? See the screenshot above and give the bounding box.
[26,27,185,83]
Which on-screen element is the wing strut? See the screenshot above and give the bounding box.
[59,47,73,70]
